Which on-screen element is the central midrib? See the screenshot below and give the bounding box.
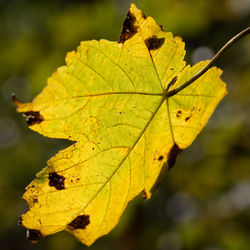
[80,93,168,214]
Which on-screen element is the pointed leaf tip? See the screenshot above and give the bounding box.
[11,93,22,107]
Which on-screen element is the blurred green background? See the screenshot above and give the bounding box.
[0,0,250,249]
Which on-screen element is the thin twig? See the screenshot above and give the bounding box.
[167,26,250,97]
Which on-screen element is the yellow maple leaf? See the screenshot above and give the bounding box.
[14,3,226,246]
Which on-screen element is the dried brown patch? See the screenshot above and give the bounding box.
[68,215,90,229]
[158,155,164,161]
[26,229,43,243]
[119,11,138,43]
[48,172,65,190]
[23,111,43,126]
[167,143,182,169]
[145,36,165,50]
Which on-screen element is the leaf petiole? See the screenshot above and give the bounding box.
[167,26,250,97]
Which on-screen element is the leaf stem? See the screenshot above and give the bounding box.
[167,26,250,97]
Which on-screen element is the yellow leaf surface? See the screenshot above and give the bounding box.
[15,3,227,246]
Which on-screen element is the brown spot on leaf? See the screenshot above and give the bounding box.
[145,36,165,50]
[176,110,182,118]
[48,172,65,190]
[68,215,90,229]
[158,155,164,161]
[167,143,182,169]
[33,198,38,203]
[185,116,191,121]
[23,111,43,126]
[119,11,138,43]
[26,229,43,243]
[142,190,148,200]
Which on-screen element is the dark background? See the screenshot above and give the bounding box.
[0,0,250,249]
